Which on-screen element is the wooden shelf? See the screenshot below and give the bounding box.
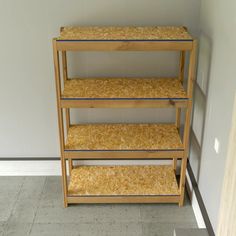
[55,26,194,51]
[65,123,183,151]
[58,26,192,41]
[52,25,197,206]
[61,78,188,108]
[64,123,184,159]
[68,165,179,197]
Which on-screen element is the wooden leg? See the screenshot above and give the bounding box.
[61,51,73,177]
[61,156,68,208]
[179,41,197,206]
[53,42,68,207]
[179,101,192,206]
[173,107,181,172]
[179,155,187,206]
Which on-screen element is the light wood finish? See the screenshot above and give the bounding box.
[65,124,183,151]
[67,195,180,204]
[187,40,197,98]
[172,158,178,172]
[58,26,192,41]
[217,94,236,236]
[68,165,179,196]
[52,27,197,207]
[61,51,68,83]
[61,99,188,108]
[61,51,70,131]
[52,40,68,207]
[62,78,187,99]
[56,41,193,51]
[179,51,185,83]
[179,40,197,206]
[61,51,73,175]
[173,51,186,171]
[175,51,186,130]
[64,150,184,160]
[175,108,181,131]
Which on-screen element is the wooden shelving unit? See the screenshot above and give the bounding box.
[52,26,197,207]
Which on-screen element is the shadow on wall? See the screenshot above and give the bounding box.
[190,32,212,182]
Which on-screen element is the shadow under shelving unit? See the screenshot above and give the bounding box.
[52,26,197,207]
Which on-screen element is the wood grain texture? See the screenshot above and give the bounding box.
[62,78,187,99]
[58,26,192,41]
[65,123,183,151]
[61,99,188,109]
[67,195,180,204]
[52,40,68,207]
[68,165,179,196]
[52,25,197,206]
[56,41,193,51]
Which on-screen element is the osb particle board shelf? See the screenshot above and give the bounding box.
[61,78,189,108]
[57,26,193,41]
[62,78,187,100]
[65,123,183,151]
[68,165,179,196]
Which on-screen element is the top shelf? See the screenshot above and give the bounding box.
[57,26,193,42]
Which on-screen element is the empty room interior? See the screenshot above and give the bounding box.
[0,0,236,236]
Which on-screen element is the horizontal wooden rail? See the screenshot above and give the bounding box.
[63,150,184,159]
[56,40,193,51]
[67,195,180,204]
[60,99,189,108]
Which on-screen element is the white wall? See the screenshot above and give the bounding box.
[0,0,200,158]
[189,0,236,232]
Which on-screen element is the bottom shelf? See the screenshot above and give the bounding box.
[68,165,180,197]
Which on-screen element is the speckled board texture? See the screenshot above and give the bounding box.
[58,26,192,41]
[65,123,183,151]
[68,165,179,196]
[62,78,187,99]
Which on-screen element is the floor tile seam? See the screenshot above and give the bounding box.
[5,177,26,222]
[3,177,26,235]
[33,219,144,224]
[28,177,47,235]
[140,219,198,223]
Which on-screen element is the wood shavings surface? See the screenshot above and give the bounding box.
[65,123,183,151]
[68,165,179,196]
[62,78,187,99]
[58,26,192,41]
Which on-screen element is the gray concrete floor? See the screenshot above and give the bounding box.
[0,177,198,236]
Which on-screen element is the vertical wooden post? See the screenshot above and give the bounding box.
[62,51,73,175]
[53,39,68,207]
[179,40,197,206]
[173,51,185,171]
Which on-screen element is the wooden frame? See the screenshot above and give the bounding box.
[179,40,197,206]
[56,40,192,51]
[61,51,73,175]
[64,150,184,159]
[67,195,180,204]
[60,99,188,109]
[173,51,186,172]
[52,31,197,207]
